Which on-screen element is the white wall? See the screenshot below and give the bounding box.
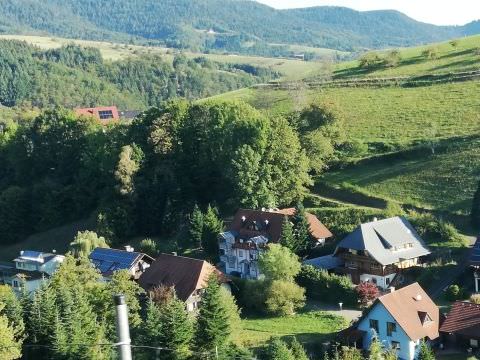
[357,302,416,360]
[359,273,396,290]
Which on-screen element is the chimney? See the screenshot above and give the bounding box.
[373,217,378,222]
[52,249,57,254]
[124,245,134,252]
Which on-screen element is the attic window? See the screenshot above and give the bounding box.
[98,110,114,120]
[418,311,432,325]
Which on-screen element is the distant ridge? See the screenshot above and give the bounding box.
[0,0,477,55]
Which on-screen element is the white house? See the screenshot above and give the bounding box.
[5,250,65,294]
[219,208,332,279]
[342,283,439,360]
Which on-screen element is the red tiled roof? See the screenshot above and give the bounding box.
[440,301,480,337]
[75,106,120,124]
[228,208,332,244]
[138,254,226,301]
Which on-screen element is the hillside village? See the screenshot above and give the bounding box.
[0,2,480,360]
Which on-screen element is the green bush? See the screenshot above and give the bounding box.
[445,284,464,301]
[297,265,357,306]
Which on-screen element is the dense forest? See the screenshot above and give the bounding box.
[0,0,478,55]
[0,40,278,108]
[0,97,351,247]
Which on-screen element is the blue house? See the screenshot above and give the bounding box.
[341,283,439,360]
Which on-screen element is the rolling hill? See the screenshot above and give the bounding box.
[215,35,480,217]
[0,0,478,56]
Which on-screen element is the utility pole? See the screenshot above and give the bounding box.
[114,294,132,360]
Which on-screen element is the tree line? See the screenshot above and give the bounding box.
[0,41,278,109]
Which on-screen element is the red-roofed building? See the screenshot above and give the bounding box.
[440,301,480,350]
[75,106,120,125]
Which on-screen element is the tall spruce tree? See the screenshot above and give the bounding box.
[201,205,224,261]
[280,217,297,253]
[157,295,193,360]
[289,338,309,360]
[0,307,22,360]
[189,204,204,248]
[0,285,24,342]
[417,340,435,360]
[471,179,480,229]
[262,337,294,360]
[293,203,311,253]
[194,276,230,355]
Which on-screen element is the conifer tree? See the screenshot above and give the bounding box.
[417,340,435,360]
[280,217,297,252]
[0,285,25,342]
[189,204,204,248]
[289,338,309,360]
[201,205,224,261]
[158,295,193,360]
[262,337,294,360]
[0,307,22,360]
[293,203,311,253]
[195,276,230,354]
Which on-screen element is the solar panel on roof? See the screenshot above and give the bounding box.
[89,248,140,274]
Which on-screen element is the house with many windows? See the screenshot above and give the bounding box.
[138,253,229,312]
[340,283,439,360]
[219,208,332,279]
[0,250,64,294]
[332,216,430,290]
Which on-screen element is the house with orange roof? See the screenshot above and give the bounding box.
[340,282,439,360]
[219,208,332,279]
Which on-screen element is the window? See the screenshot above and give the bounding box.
[219,249,226,256]
[371,263,381,270]
[471,339,479,348]
[12,280,19,288]
[98,110,114,120]
[387,322,396,336]
[386,277,391,285]
[369,319,379,333]
[239,250,244,258]
[391,341,400,350]
[372,278,377,284]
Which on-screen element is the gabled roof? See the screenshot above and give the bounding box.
[375,283,439,341]
[89,248,151,276]
[440,301,480,337]
[13,250,59,264]
[227,208,332,244]
[303,254,344,270]
[470,236,480,267]
[334,216,430,266]
[138,254,226,301]
[75,106,120,124]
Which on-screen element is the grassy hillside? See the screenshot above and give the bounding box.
[217,35,480,217]
[0,35,322,81]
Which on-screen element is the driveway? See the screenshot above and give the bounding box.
[306,301,362,322]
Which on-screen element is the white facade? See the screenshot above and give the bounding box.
[219,232,266,279]
[360,273,396,290]
[475,270,480,293]
[357,302,421,360]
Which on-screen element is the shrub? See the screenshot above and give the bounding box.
[297,265,357,306]
[356,281,380,306]
[470,294,480,304]
[265,280,306,316]
[358,52,384,69]
[421,47,439,60]
[138,238,158,257]
[445,284,463,301]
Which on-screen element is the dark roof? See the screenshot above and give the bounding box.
[470,236,480,266]
[119,110,142,119]
[228,208,332,244]
[89,248,150,276]
[303,254,344,270]
[334,217,430,266]
[138,254,226,301]
[440,301,480,337]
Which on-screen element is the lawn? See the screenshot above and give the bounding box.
[321,137,480,214]
[333,35,480,79]
[237,310,348,349]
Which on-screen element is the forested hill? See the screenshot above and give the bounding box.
[0,0,478,55]
[0,40,277,108]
